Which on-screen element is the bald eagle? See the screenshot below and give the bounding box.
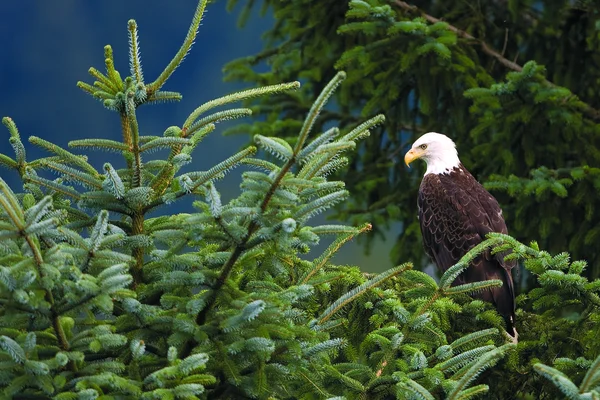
[404,132,517,340]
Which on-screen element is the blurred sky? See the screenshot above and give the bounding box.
[0,1,395,272]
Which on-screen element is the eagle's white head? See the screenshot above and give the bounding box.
[404,132,461,175]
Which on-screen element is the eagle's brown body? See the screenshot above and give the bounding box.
[418,164,516,335]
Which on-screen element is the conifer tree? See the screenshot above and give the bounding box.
[1,1,599,399]
[225,0,600,279]
[0,1,525,398]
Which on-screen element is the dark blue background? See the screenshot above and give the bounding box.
[0,1,393,270]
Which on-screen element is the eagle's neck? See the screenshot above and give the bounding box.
[424,149,460,176]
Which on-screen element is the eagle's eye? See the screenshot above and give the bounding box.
[419,144,428,150]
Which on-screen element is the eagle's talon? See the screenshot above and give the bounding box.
[504,327,518,344]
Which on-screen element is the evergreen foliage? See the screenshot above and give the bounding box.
[225,0,600,279]
[534,353,600,399]
[0,1,599,399]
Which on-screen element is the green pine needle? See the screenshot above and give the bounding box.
[183,81,300,129]
[317,263,411,324]
[29,136,99,177]
[294,71,346,154]
[128,19,144,84]
[580,354,600,392]
[301,223,371,283]
[69,139,129,153]
[148,0,209,93]
[0,153,17,169]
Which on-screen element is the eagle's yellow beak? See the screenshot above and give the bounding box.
[404,148,421,167]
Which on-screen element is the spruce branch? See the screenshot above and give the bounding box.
[146,146,257,212]
[311,141,356,157]
[449,329,499,353]
[396,378,435,400]
[254,135,294,161]
[294,71,346,154]
[298,370,331,398]
[393,0,600,122]
[298,127,339,163]
[447,344,514,399]
[144,124,212,197]
[436,345,496,374]
[79,191,132,214]
[77,80,97,96]
[196,74,354,325]
[0,178,25,227]
[86,66,119,93]
[340,114,385,142]
[182,123,215,155]
[302,156,350,180]
[0,336,26,364]
[0,182,73,369]
[139,137,191,154]
[533,363,581,399]
[39,160,103,190]
[0,153,17,170]
[580,354,600,393]
[103,163,126,199]
[443,279,503,296]
[439,237,504,290]
[29,136,99,177]
[93,76,117,95]
[310,225,363,235]
[2,116,21,140]
[452,384,490,399]
[69,138,129,153]
[23,169,82,200]
[149,163,177,198]
[205,182,222,218]
[487,232,600,307]
[24,196,53,226]
[2,117,26,171]
[187,146,257,188]
[324,366,365,392]
[182,81,300,130]
[317,263,411,324]
[301,223,371,284]
[90,210,110,253]
[128,19,144,84]
[295,190,350,220]
[533,354,600,398]
[147,0,208,94]
[240,158,279,173]
[24,218,59,235]
[104,45,124,91]
[125,92,143,188]
[394,1,523,70]
[144,90,183,104]
[93,89,114,101]
[188,108,253,135]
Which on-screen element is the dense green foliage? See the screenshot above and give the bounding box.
[0,1,599,399]
[226,0,600,280]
